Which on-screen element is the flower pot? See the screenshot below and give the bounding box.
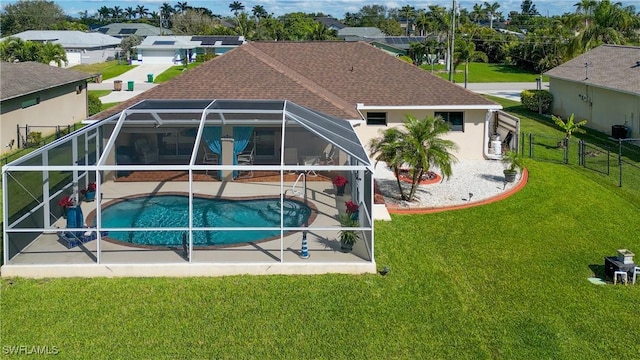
[336,184,346,196]
[84,191,96,202]
[503,170,517,183]
[340,239,354,252]
[62,207,68,219]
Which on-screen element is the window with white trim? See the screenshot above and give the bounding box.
[366,112,387,125]
[435,111,464,132]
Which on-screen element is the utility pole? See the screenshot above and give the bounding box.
[448,0,457,82]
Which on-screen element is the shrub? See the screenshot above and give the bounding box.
[520,89,553,113]
[88,93,102,115]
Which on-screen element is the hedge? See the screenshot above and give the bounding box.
[520,89,553,113]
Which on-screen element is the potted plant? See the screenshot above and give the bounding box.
[338,214,359,252]
[58,196,74,218]
[345,200,359,220]
[80,182,97,202]
[502,150,524,183]
[333,175,348,196]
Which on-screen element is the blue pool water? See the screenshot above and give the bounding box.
[100,195,312,246]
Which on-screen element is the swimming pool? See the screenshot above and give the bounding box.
[98,195,313,247]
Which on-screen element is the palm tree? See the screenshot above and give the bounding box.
[160,2,174,20]
[124,7,136,20]
[175,2,189,14]
[572,0,633,53]
[454,37,489,88]
[483,1,500,29]
[552,113,588,140]
[97,6,111,21]
[229,1,244,19]
[368,115,458,201]
[252,5,267,20]
[471,3,484,24]
[574,0,597,27]
[308,22,333,40]
[38,42,67,67]
[426,5,452,71]
[136,5,149,19]
[400,5,416,36]
[110,6,123,21]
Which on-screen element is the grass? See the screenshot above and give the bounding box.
[1,160,639,358]
[2,106,640,357]
[70,61,135,80]
[101,102,120,111]
[153,62,204,83]
[88,90,111,98]
[422,62,550,83]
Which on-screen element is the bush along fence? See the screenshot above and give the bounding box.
[521,132,640,189]
[2,124,82,166]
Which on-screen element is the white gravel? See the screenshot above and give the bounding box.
[374,160,521,209]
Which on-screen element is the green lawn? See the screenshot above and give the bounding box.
[88,90,111,98]
[153,62,204,83]
[71,61,136,80]
[423,62,550,83]
[2,105,639,357]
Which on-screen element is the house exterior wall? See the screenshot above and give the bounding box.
[354,108,489,160]
[549,78,640,138]
[1,82,88,153]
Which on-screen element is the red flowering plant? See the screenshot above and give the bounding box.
[332,176,348,187]
[345,200,359,214]
[58,196,74,208]
[80,182,97,195]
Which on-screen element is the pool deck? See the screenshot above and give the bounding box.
[2,178,376,278]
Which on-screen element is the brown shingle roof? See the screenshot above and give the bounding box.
[1,62,92,101]
[545,44,640,95]
[94,41,496,120]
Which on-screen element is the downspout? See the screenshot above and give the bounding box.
[484,110,502,160]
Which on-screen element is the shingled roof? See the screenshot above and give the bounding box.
[545,44,640,95]
[1,62,93,101]
[94,41,497,120]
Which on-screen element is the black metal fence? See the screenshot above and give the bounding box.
[2,124,81,166]
[522,132,640,190]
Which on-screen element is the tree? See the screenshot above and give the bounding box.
[37,41,67,67]
[0,0,66,36]
[574,0,597,27]
[0,37,39,62]
[552,113,587,139]
[229,1,244,19]
[520,0,539,16]
[110,6,123,21]
[368,115,458,201]
[136,5,149,19]
[119,35,142,61]
[453,36,489,88]
[175,2,189,14]
[571,0,637,53]
[97,6,111,21]
[470,3,485,24]
[252,5,267,20]
[400,5,416,36]
[124,7,136,20]
[483,2,501,29]
[308,22,335,40]
[171,9,218,35]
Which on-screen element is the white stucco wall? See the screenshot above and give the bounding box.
[550,78,640,138]
[353,108,490,160]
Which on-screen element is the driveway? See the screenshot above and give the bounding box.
[460,82,550,101]
[88,64,173,103]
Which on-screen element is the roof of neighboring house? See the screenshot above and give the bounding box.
[94,41,497,120]
[315,17,346,30]
[365,36,433,50]
[545,44,640,95]
[3,30,121,49]
[337,27,385,38]
[136,35,246,50]
[136,36,199,50]
[0,61,92,101]
[93,23,173,37]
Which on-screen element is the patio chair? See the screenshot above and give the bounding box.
[325,145,337,165]
[237,147,254,177]
[202,148,218,175]
[134,137,159,164]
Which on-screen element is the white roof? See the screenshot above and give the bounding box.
[4,30,121,48]
[136,36,199,50]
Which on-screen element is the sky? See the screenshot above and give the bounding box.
[2,0,636,19]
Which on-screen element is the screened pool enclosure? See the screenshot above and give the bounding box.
[2,100,376,277]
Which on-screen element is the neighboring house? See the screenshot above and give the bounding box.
[93,23,173,38]
[134,36,246,64]
[364,36,433,57]
[98,41,516,161]
[337,27,385,41]
[4,30,121,66]
[0,62,92,153]
[545,45,640,138]
[314,16,346,31]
